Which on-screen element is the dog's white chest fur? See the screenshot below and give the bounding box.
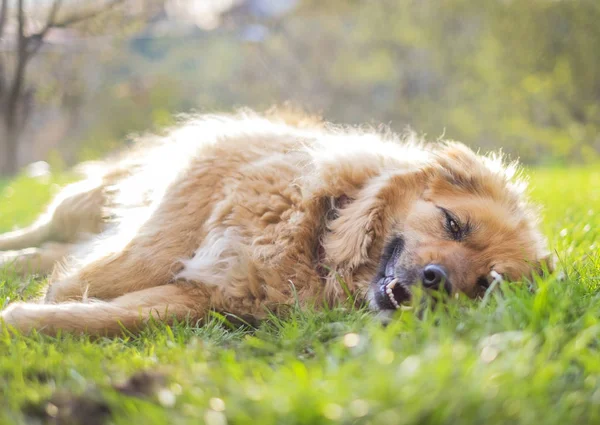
[176,227,243,286]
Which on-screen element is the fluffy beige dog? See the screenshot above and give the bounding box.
[0,111,552,335]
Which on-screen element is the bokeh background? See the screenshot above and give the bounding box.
[1,0,599,177]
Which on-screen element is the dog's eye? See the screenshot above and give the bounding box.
[448,218,460,237]
[438,207,466,241]
[441,209,462,240]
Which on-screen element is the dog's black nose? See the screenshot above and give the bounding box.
[422,264,450,291]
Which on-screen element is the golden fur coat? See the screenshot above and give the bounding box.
[0,111,551,335]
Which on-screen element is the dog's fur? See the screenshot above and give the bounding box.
[0,111,552,335]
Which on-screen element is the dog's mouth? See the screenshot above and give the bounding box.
[371,237,413,311]
[380,276,410,310]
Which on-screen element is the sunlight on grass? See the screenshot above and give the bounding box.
[0,167,598,425]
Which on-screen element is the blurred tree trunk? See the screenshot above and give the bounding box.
[1,0,27,176]
[0,0,13,175]
[0,0,125,176]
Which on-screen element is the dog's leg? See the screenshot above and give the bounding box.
[0,221,54,252]
[0,243,73,276]
[44,232,195,302]
[1,284,208,336]
[0,179,106,251]
[45,175,218,303]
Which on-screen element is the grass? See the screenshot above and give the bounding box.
[0,167,599,425]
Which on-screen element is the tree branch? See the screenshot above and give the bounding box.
[37,0,63,39]
[25,0,62,56]
[27,0,125,56]
[43,0,124,31]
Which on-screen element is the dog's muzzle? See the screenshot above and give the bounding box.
[371,238,452,311]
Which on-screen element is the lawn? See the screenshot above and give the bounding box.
[0,167,599,425]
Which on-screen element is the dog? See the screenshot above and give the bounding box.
[0,111,552,335]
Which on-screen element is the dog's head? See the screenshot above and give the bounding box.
[323,142,552,311]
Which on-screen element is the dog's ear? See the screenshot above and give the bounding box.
[323,169,430,271]
[429,142,490,196]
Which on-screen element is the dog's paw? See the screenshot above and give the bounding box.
[1,302,34,334]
